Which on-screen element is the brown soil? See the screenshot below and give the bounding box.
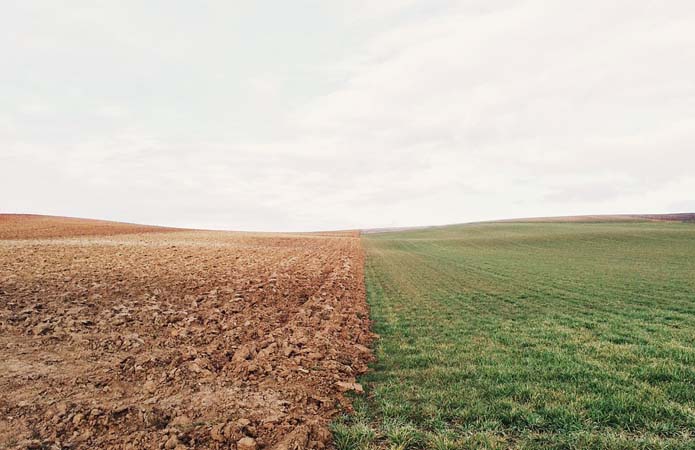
[0,214,179,240]
[0,216,373,449]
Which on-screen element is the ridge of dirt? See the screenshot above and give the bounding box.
[0,214,179,240]
[0,224,373,449]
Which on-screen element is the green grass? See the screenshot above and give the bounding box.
[335,222,695,449]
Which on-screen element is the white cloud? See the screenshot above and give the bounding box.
[1,1,694,230]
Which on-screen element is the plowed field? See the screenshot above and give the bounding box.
[0,216,373,449]
[0,214,177,240]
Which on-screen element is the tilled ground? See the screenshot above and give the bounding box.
[0,217,373,449]
[0,215,177,240]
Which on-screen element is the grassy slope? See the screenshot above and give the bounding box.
[335,222,695,449]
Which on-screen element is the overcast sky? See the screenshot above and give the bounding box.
[2,1,694,231]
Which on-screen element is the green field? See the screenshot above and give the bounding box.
[334,222,695,449]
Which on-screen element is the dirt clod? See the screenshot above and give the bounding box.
[335,381,364,394]
[237,436,257,450]
[164,435,180,449]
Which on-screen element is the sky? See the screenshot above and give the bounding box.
[2,1,695,231]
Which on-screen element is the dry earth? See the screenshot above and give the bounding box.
[0,216,373,449]
[0,215,178,240]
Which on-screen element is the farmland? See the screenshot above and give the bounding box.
[0,215,373,449]
[335,222,695,449]
[3,215,695,450]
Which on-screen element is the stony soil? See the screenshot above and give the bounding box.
[0,216,373,449]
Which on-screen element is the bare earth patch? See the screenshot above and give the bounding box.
[0,214,178,240]
[0,216,373,449]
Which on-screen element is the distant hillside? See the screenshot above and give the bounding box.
[499,213,695,223]
[632,213,695,222]
[362,213,695,234]
[0,214,179,239]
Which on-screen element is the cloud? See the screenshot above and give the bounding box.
[1,1,694,230]
[285,0,695,225]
